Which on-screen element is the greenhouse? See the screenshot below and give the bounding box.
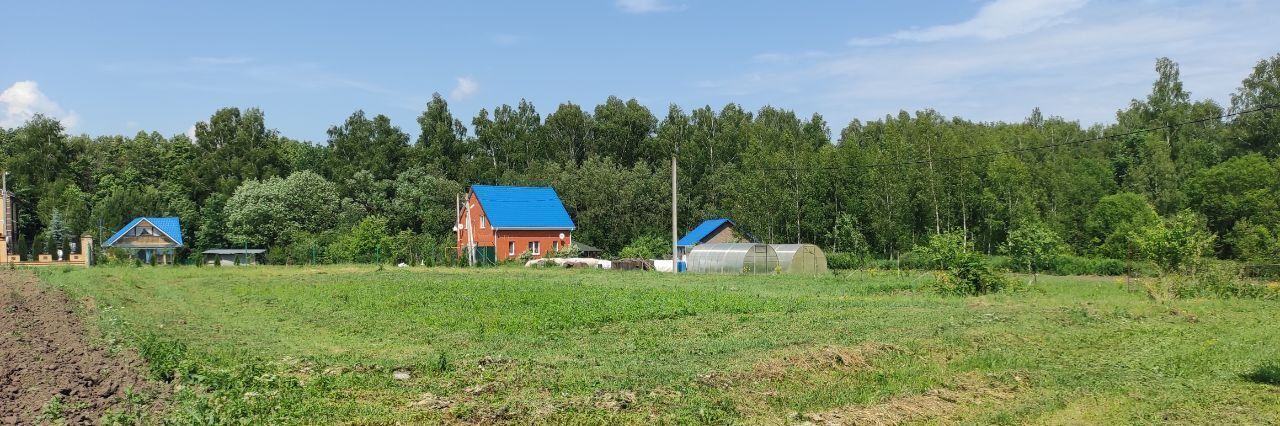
[771,244,829,274]
[685,243,779,274]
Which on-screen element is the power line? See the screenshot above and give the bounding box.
[733,104,1279,173]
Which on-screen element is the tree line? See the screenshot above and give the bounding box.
[2,55,1279,265]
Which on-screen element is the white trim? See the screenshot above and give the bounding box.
[132,218,183,247]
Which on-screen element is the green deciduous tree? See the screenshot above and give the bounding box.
[1086,192,1159,258]
[1005,223,1065,283]
[224,171,341,248]
[1132,210,1216,276]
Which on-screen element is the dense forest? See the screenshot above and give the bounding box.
[2,55,1279,265]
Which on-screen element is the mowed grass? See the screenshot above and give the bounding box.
[38,266,1280,424]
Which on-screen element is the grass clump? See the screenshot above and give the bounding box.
[1243,361,1280,386]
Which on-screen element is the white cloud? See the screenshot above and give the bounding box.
[616,0,684,14]
[851,0,1090,45]
[450,77,479,100]
[185,124,197,141]
[705,1,1280,127]
[0,81,80,129]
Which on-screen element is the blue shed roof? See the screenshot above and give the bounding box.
[678,218,733,247]
[472,185,575,230]
[104,217,184,247]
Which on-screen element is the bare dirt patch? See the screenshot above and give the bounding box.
[798,374,1016,426]
[0,270,164,424]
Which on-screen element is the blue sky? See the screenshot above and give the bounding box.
[2,0,1278,143]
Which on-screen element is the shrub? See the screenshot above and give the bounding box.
[931,255,1012,296]
[328,216,391,263]
[618,235,670,259]
[916,231,970,270]
[1197,261,1280,300]
[1048,255,1130,276]
[826,252,866,270]
[1132,210,1215,276]
[1005,223,1065,282]
[914,232,1011,296]
[1086,193,1159,258]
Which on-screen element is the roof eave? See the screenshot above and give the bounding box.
[491,225,578,228]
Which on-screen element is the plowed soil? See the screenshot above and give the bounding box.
[1,270,161,424]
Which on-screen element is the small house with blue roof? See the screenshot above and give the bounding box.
[102,217,183,264]
[456,185,575,264]
[677,218,751,260]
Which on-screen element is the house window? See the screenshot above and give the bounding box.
[528,241,541,255]
[480,215,486,229]
[552,241,559,252]
[508,241,515,256]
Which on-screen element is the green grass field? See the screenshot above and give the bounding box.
[37,266,1280,424]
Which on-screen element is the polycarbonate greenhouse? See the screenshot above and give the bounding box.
[685,243,779,274]
[771,244,829,274]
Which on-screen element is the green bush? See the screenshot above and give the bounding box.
[931,255,1012,296]
[1196,261,1279,300]
[1048,255,1130,276]
[618,235,670,259]
[1005,223,1065,282]
[825,252,867,270]
[328,216,391,263]
[915,232,1012,295]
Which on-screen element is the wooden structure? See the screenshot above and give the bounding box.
[102,217,183,264]
[456,185,576,265]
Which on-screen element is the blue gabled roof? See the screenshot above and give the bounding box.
[678,218,733,247]
[472,185,575,230]
[103,217,184,247]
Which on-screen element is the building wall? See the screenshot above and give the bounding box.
[494,229,571,262]
[705,225,745,244]
[457,192,497,250]
[456,192,572,262]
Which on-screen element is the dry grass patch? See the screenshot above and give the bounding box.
[700,342,900,389]
[797,374,1017,426]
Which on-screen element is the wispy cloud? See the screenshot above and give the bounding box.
[0,81,80,129]
[616,0,684,14]
[703,1,1280,126]
[450,77,479,100]
[851,0,1089,46]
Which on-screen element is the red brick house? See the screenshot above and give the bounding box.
[456,185,576,265]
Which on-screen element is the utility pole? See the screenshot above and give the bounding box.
[466,192,476,267]
[671,155,678,273]
[1,171,7,256]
